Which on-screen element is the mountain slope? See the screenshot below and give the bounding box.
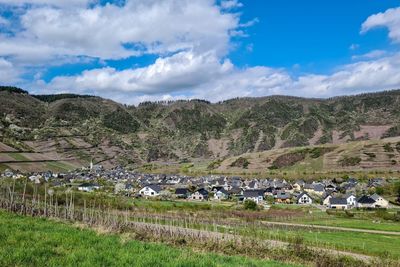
[1,86,400,172]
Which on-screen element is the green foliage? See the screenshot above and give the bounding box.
[230,157,250,168]
[383,143,394,152]
[244,199,258,210]
[339,156,361,167]
[0,86,28,94]
[103,108,139,133]
[207,159,223,170]
[33,94,94,102]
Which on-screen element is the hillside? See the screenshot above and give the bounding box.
[1,86,400,173]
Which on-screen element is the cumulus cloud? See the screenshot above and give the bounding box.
[0,0,239,62]
[0,0,90,7]
[2,1,400,104]
[351,50,386,60]
[0,58,21,83]
[220,0,243,10]
[361,7,400,43]
[45,51,233,94]
[37,50,400,105]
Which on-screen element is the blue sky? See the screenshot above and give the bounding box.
[0,0,400,104]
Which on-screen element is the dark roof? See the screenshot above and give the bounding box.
[296,192,312,202]
[228,187,242,194]
[329,198,347,205]
[313,184,325,192]
[196,188,209,196]
[216,188,229,194]
[147,184,162,193]
[357,195,375,204]
[175,188,188,195]
[243,190,264,198]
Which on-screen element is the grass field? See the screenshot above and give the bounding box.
[45,161,77,172]
[129,198,235,212]
[0,211,297,267]
[8,153,29,161]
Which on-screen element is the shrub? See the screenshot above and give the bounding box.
[243,200,258,211]
[339,156,361,167]
[230,157,250,169]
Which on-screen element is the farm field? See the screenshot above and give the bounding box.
[0,211,296,267]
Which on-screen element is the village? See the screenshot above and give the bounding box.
[2,163,397,211]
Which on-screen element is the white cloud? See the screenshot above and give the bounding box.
[0,58,21,83]
[0,16,9,25]
[45,51,234,95]
[0,0,90,7]
[220,0,243,10]
[38,50,400,105]
[351,50,386,60]
[361,7,400,43]
[0,0,239,62]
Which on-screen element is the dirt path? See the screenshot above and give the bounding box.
[261,221,400,236]
[129,221,373,262]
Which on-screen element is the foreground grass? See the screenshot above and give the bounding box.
[0,211,295,267]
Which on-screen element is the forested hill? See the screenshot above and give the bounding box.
[1,86,400,170]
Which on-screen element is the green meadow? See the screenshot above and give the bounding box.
[0,211,296,267]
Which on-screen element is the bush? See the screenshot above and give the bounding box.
[339,156,361,167]
[243,200,258,211]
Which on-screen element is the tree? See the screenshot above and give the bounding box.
[244,199,258,210]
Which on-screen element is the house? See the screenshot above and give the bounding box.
[243,190,264,204]
[275,191,291,204]
[312,183,325,196]
[214,188,229,200]
[189,188,209,201]
[78,183,100,192]
[329,198,348,210]
[138,184,162,197]
[293,180,305,191]
[344,193,357,207]
[296,192,313,204]
[357,195,375,208]
[370,193,389,208]
[175,188,189,199]
[322,194,332,206]
[357,194,389,208]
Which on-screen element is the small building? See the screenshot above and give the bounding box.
[243,190,264,204]
[370,193,389,208]
[189,188,209,201]
[78,183,100,192]
[329,197,348,210]
[175,188,189,199]
[138,184,162,197]
[296,192,313,205]
[274,191,291,204]
[345,193,357,208]
[322,194,332,206]
[214,188,229,200]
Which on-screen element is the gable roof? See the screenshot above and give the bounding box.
[329,197,347,205]
[296,192,312,202]
[357,195,375,204]
[370,193,383,201]
[196,188,209,196]
[175,188,188,195]
[243,190,264,198]
[276,191,291,199]
[147,184,162,193]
